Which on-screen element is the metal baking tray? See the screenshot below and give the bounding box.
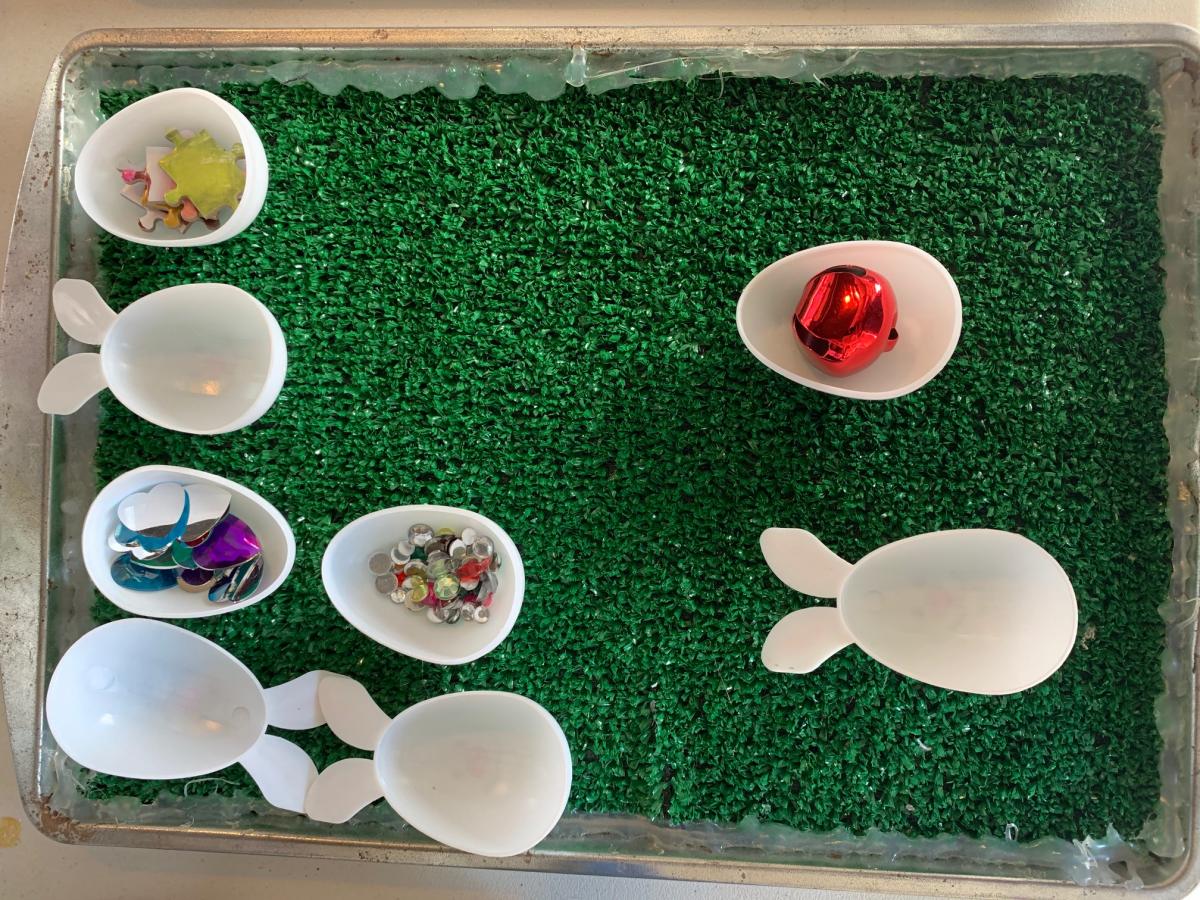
[3,26,1199,897]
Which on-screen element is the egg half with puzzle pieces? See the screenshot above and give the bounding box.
[74,87,268,247]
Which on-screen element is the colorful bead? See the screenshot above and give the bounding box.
[403,575,429,605]
[428,557,455,579]
[408,524,434,547]
[368,552,394,576]
[456,557,487,581]
[424,538,450,557]
[434,573,461,600]
[477,571,496,597]
[370,522,501,625]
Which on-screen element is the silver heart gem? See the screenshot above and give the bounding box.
[130,543,171,562]
[108,527,140,554]
[180,482,233,543]
[117,482,188,549]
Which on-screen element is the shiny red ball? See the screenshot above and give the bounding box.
[793,265,899,376]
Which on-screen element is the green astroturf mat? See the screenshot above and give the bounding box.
[89,74,1169,843]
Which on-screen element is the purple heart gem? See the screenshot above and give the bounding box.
[179,567,216,588]
[191,515,262,570]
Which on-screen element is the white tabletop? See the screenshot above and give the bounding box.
[1,2,1196,897]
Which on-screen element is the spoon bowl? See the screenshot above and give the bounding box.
[45,619,328,811]
[82,465,295,618]
[377,692,571,857]
[74,87,268,247]
[46,618,265,779]
[760,528,1078,694]
[322,505,524,665]
[306,675,572,856]
[38,278,286,434]
[736,241,962,400]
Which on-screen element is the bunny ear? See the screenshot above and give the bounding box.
[238,734,317,814]
[304,757,383,824]
[53,279,117,345]
[759,528,853,598]
[37,353,108,415]
[318,674,391,752]
[263,670,330,731]
[762,607,855,674]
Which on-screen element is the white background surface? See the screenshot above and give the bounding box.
[2,2,1198,897]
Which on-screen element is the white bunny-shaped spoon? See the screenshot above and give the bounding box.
[759,528,1078,695]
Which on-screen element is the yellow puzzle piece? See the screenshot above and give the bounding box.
[159,129,246,220]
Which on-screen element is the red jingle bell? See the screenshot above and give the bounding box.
[792,264,899,376]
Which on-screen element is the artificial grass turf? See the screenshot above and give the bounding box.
[88,74,1169,843]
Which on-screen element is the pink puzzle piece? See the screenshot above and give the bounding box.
[144,146,177,204]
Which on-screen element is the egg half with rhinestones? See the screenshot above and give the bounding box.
[323,504,524,666]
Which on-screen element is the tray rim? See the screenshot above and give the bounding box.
[3,23,1199,897]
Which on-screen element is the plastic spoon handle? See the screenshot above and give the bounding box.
[53,279,117,345]
[762,607,856,674]
[237,733,318,814]
[304,757,383,824]
[37,353,107,415]
[317,674,391,752]
[760,528,853,598]
[263,670,329,731]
